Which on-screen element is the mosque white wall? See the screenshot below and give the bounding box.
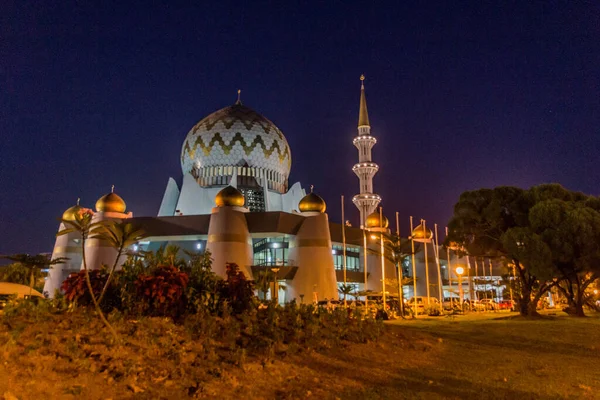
[83,211,131,273]
[157,177,180,217]
[43,223,83,297]
[287,213,338,302]
[205,206,253,279]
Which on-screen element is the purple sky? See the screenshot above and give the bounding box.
[1,1,599,254]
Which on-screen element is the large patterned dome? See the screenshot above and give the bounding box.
[181,101,292,193]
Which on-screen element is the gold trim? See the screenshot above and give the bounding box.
[296,238,331,248]
[207,233,249,243]
[53,246,83,254]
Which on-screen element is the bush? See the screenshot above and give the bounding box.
[217,263,255,315]
[61,269,121,311]
[135,265,189,317]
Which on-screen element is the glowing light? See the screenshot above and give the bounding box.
[456,266,464,275]
[196,243,202,250]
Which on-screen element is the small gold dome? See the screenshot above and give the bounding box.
[298,192,326,213]
[96,192,126,213]
[365,211,389,228]
[411,224,433,242]
[215,186,245,207]
[62,204,82,221]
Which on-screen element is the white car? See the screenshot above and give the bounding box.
[407,296,440,310]
[479,299,499,310]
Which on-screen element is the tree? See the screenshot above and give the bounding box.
[91,220,146,305]
[528,199,600,316]
[255,270,275,300]
[58,209,119,340]
[338,284,355,302]
[447,184,600,317]
[2,254,68,296]
[0,263,30,286]
[447,186,556,316]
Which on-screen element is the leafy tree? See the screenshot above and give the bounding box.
[447,184,600,317]
[447,186,556,316]
[528,199,600,316]
[255,270,275,300]
[0,263,30,286]
[2,254,68,296]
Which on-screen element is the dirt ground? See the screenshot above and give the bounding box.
[1,311,599,399]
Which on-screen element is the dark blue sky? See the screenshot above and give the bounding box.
[1,1,599,254]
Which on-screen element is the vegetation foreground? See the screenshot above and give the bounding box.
[1,309,599,400]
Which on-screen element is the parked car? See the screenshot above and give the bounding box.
[442,297,462,310]
[480,299,499,310]
[408,296,441,315]
[498,300,516,311]
[463,299,485,311]
[0,282,45,311]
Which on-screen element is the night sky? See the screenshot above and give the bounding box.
[1,2,599,255]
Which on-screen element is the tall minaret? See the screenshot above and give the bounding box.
[352,75,381,227]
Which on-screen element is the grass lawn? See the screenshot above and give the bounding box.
[1,310,599,399]
[364,311,600,399]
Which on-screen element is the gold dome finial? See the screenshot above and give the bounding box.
[236,89,242,105]
[365,210,389,229]
[76,197,80,206]
[96,189,126,213]
[411,220,433,243]
[358,75,370,127]
[298,190,326,213]
[63,198,83,222]
[215,185,245,207]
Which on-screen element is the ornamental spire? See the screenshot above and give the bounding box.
[358,75,370,127]
[236,89,242,105]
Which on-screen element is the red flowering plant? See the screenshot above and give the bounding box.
[61,268,120,311]
[135,265,189,317]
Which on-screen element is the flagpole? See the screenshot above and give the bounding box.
[445,227,453,306]
[395,211,404,316]
[341,195,347,308]
[410,216,418,316]
[434,224,444,303]
[423,219,431,305]
[363,224,369,313]
[379,207,386,308]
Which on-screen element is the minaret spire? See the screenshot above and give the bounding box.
[358,75,370,127]
[236,89,242,105]
[352,75,381,227]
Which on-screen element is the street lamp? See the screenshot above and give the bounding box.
[455,266,465,306]
[371,232,404,316]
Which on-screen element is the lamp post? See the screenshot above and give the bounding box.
[372,230,404,317]
[271,267,280,304]
[456,266,465,305]
[379,207,386,308]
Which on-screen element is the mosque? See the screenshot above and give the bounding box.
[44,78,506,305]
